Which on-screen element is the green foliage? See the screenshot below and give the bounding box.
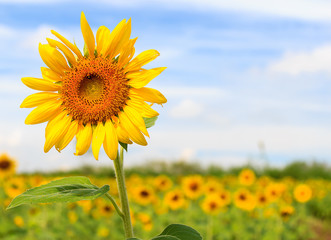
[7,176,109,209]
[153,224,202,240]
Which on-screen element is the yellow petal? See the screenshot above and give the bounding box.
[41,67,62,82]
[81,12,95,57]
[44,113,71,153]
[75,123,93,156]
[51,30,83,59]
[131,87,167,104]
[92,122,106,160]
[56,120,79,151]
[25,100,62,125]
[125,49,160,72]
[127,67,166,88]
[118,37,137,69]
[103,19,127,58]
[119,111,147,146]
[112,18,132,59]
[103,120,118,160]
[116,124,133,144]
[21,77,61,91]
[141,102,159,118]
[47,38,77,66]
[123,105,149,137]
[39,44,70,75]
[20,92,60,108]
[96,26,111,56]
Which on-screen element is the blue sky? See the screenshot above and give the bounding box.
[1,0,331,172]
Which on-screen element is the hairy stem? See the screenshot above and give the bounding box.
[113,147,134,238]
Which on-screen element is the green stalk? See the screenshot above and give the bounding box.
[113,146,134,238]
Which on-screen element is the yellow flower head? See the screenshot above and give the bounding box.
[265,182,285,202]
[238,168,256,186]
[4,177,26,199]
[21,12,167,160]
[182,175,204,199]
[256,192,269,208]
[0,154,17,179]
[234,188,256,211]
[217,189,231,206]
[279,205,295,221]
[294,184,312,203]
[164,189,186,210]
[201,194,223,215]
[153,175,173,192]
[132,185,155,205]
[14,216,24,227]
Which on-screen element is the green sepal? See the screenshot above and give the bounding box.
[119,142,128,151]
[152,224,202,240]
[144,116,158,129]
[7,176,109,210]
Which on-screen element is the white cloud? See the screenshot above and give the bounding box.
[169,99,203,118]
[267,45,331,75]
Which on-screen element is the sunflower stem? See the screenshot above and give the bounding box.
[105,193,124,218]
[113,146,134,238]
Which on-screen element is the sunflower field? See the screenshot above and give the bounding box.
[1,154,331,240]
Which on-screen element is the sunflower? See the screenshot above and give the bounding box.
[20,12,167,160]
[234,188,256,211]
[279,205,294,221]
[164,189,186,210]
[201,194,223,215]
[153,175,173,192]
[238,168,256,186]
[132,185,155,205]
[0,153,17,178]
[255,192,269,208]
[4,177,26,199]
[217,189,231,206]
[294,184,312,203]
[182,175,204,200]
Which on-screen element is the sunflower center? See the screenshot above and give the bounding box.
[79,74,104,101]
[239,194,246,200]
[0,160,10,170]
[62,57,130,125]
[140,190,150,198]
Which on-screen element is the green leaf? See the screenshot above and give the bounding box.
[152,236,180,240]
[7,176,109,210]
[119,142,128,151]
[144,116,158,129]
[127,238,143,240]
[153,224,202,240]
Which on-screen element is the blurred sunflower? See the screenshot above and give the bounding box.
[294,184,312,203]
[256,192,269,208]
[238,168,256,186]
[217,189,231,206]
[21,12,167,160]
[4,177,25,199]
[279,205,294,221]
[201,194,223,215]
[265,183,284,202]
[132,185,155,205]
[234,188,256,211]
[182,175,204,199]
[204,177,222,194]
[137,212,153,231]
[164,189,186,210]
[0,154,17,178]
[153,175,173,192]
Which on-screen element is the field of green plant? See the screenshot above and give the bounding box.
[1,159,330,240]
